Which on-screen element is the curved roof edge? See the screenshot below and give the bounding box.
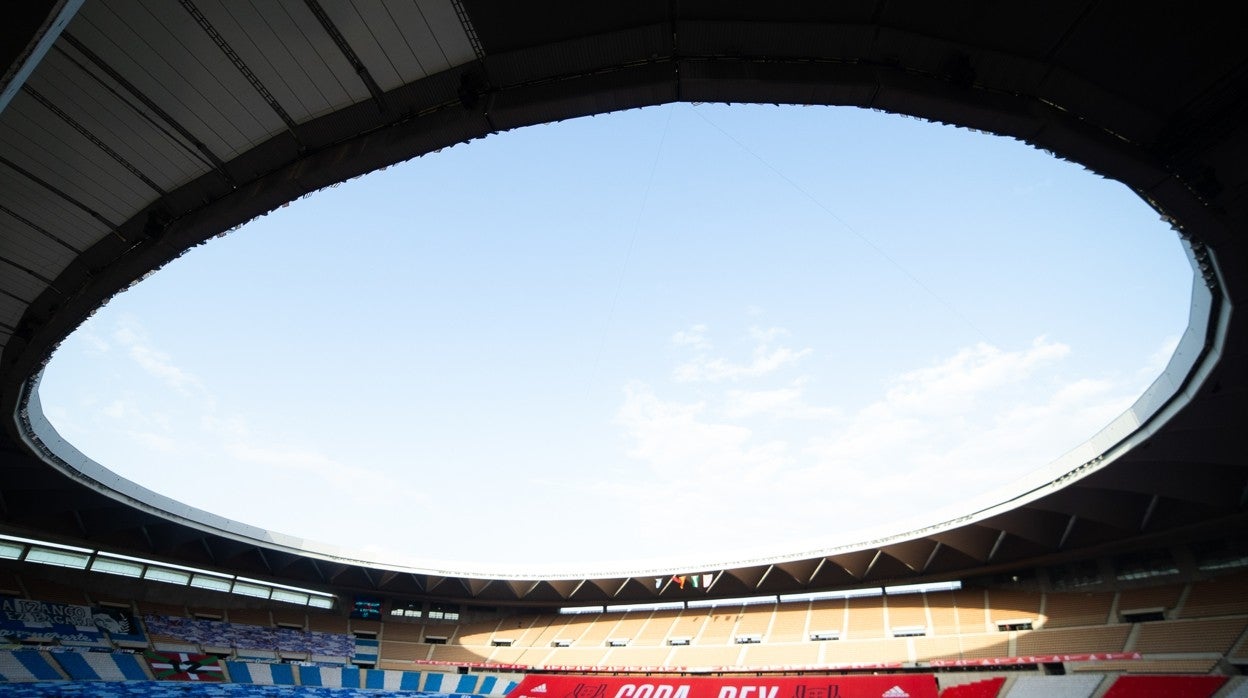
[11,236,1224,580]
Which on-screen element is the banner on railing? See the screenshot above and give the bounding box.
[0,596,103,643]
[413,658,529,671]
[927,652,1141,667]
[143,650,226,682]
[511,674,939,698]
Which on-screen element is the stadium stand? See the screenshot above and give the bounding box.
[769,602,810,643]
[806,599,845,640]
[936,676,1005,698]
[428,643,489,664]
[354,636,380,664]
[230,608,275,626]
[634,609,682,645]
[143,614,355,657]
[736,604,774,635]
[19,579,88,606]
[545,645,614,667]
[228,660,299,686]
[594,644,673,667]
[1178,573,1248,618]
[1130,617,1248,654]
[913,636,969,662]
[274,609,310,629]
[1223,678,1248,698]
[886,594,929,634]
[1116,585,1185,617]
[609,610,654,644]
[0,649,64,681]
[454,618,505,646]
[1101,674,1227,697]
[6,568,1248,689]
[986,591,1041,628]
[52,649,149,681]
[952,591,991,635]
[1005,675,1104,698]
[698,607,739,645]
[0,571,21,596]
[1068,658,1221,674]
[846,596,887,639]
[740,641,819,668]
[1041,593,1114,628]
[1014,624,1130,655]
[308,614,351,635]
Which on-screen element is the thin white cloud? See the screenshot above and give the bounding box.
[125,431,179,453]
[721,383,840,421]
[674,322,814,383]
[223,440,432,508]
[881,337,1069,414]
[671,324,711,350]
[111,320,205,395]
[616,382,789,480]
[78,331,110,354]
[612,333,1153,556]
[674,345,812,382]
[608,382,804,557]
[101,397,173,432]
[747,326,788,344]
[799,336,1139,525]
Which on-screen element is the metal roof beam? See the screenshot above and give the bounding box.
[178,0,303,148]
[302,0,387,113]
[55,33,237,188]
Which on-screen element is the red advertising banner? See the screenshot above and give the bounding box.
[538,664,904,674]
[511,674,938,698]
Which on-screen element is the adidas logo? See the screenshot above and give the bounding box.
[532,685,548,694]
[881,687,910,698]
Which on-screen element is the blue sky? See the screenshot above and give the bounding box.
[38,103,1192,574]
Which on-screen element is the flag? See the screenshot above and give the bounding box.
[144,650,225,681]
[671,573,714,589]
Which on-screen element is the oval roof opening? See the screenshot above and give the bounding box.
[37,104,1192,574]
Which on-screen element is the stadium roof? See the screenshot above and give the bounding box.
[1,0,1245,605]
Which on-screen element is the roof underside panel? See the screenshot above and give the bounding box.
[0,265,47,306]
[318,0,478,91]
[68,2,286,161]
[1,92,147,223]
[876,0,1085,58]
[191,0,367,122]
[462,0,670,56]
[0,294,26,326]
[1053,3,1247,121]
[484,23,670,88]
[28,49,207,192]
[0,155,111,250]
[0,215,74,283]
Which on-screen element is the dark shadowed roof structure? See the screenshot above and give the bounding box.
[1,0,1245,605]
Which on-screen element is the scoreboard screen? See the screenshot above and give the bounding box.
[350,596,382,620]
